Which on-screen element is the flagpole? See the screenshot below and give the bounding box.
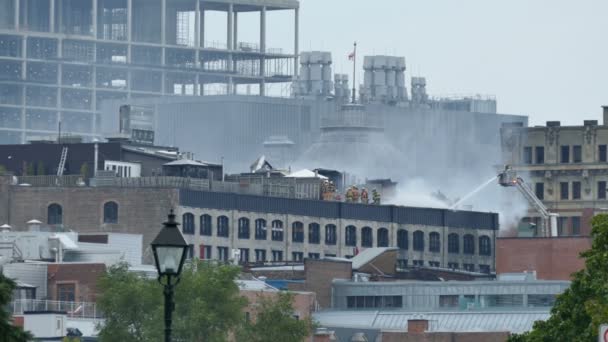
[351,41,357,104]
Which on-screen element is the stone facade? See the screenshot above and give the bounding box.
[500,107,608,235]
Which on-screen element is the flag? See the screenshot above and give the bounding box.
[348,51,356,60]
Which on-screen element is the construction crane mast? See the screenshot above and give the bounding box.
[498,165,558,237]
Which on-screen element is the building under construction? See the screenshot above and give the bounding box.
[0,0,299,143]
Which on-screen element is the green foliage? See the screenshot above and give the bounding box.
[0,273,34,342]
[238,292,315,342]
[36,161,45,176]
[509,214,608,342]
[0,164,6,175]
[97,261,247,342]
[79,163,89,178]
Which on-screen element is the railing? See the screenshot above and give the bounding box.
[16,175,84,187]
[10,299,102,319]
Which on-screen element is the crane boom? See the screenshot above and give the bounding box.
[498,166,558,237]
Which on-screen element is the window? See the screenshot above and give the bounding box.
[292,222,304,243]
[103,201,118,224]
[200,245,212,259]
[413,260,424,266]
[239,248,249,263]
[255,249,266,262]
[428,261,440,267]
[463,234,475,255]
[271,220,283,241]
[308,223,320,244]
[325,224,337,245]
[255,219,267,240]
[481,294,523,307]
[413,231,424,251]
[479,236,491,256]
[439,295,459,308]
[535,146,544,164]
[187,244,194,259]
[600,145,607,162]
[48,203,63,225]
[377,228,389,247]
[572,217,581,236]
[238,217,250,239]
[599,181,607,200]
[346,295,403,309]
[217,246,229,261]
[272,250,283,262]
[560,182,569,200]
[217,216,229,237]
[308,253,320,259]
[528,294,557,307]
[429,232,440,252]
[573,145,582,163]
[448,233,459,254]
[345,225,357,246]
[361,227,373,247]
[463,263,475,272]
[557,217,568,236]
[560,145,570,163]
[397,229,408,249]
[200,214,212,236]
[182,213,195,235]
[57,283,75,301]
[292,252,303,262]
[447,262,459,270]
[535,183,544,200]
[479,264,491,274]
[523,146,532,164]
[572,181,581,200]
[397,259,408,269]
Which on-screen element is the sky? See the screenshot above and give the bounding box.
[208,0,608,126]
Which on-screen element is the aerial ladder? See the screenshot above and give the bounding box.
[498,165,558,237]
[57,147,68,176]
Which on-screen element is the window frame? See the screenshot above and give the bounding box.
[377,228,389,247]
[308,223,320,244]
[271,220,284,241]
[182,213,195,235]
[448,233,459,254]
[255,218,267,240]
[292,221,304,243]
[479,235,492,256]
[397,229,408,250]
[325,224,337,245]
[200,214,212,236]
[238,217,250,239]
[463,234,475,255]
[345,225,357,247]
[217,216,229,237]
[429,232,441,253]
[103,201,118,224]
[413,230,424,251]
[48,203,63,225]
[361,227,373,247]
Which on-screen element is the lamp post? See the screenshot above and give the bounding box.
[151,210,188,342]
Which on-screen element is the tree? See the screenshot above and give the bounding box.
[0,164,6,175]
[36,161,45,176]
[97,261,247,342]
[238,292,315,342]
[509,214,608,341]
[0,273,33,341]
[79,163,89,178]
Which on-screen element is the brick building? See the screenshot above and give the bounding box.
[500,106,608,236]
[496,237,591,280]
[1,175,499,271]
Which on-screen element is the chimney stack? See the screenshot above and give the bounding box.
[603,106,608,126]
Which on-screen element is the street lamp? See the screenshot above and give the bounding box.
[151,210,188,342]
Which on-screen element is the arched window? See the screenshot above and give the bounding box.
[325,224,337,245]
[463,234,475,255]
[200,214,212,236]
[397,229,408,250]
[292,221,304,243]
[413,230,424,251]
[47,203,63,225]
[255,219,267,240]
[479,236,492,256]
[429,232,441,253]
[345,225,357,246]
[271,220,283,241]
[182,213,195,235]
[103,201,118,224]
[448,233,459,254]
[361,227,373,247]
[238,218,250,239]
[217,216,229,237]
[308,223,320,244]
[377,228,389,247]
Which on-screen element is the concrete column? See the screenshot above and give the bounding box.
[49,0,55,32]
[127,0,132,42]
[226,3,233,93]
[200,8,205,48]
[194,0,200,47]
[233,12,238,50]
[22,0,28,29]
[92,0,97,37]
[294,7,299,77]
[14,0,19,30]
[161,0,166,44]
[259,6,266,96]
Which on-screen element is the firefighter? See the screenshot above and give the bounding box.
[352,186,360,203]
[345,186,354,202]
[372,188,381,205]
[361,187,369,204]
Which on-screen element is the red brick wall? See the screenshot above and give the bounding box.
[496,237,591,280]
[304,259,352,309]
[47,263,106,302]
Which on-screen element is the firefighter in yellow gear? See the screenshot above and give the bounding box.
[372,188,381,205]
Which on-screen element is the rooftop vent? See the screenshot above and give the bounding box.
[546,121,561,127]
